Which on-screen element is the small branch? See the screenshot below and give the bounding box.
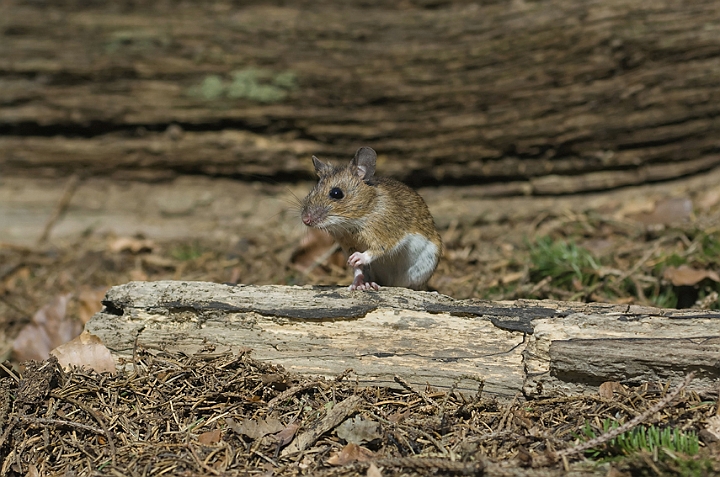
[495,392,520,433]
[0,361,19,382]
[394,375,438,410]
[267,380,326,412]
[374,456,485,475]
[0,416,16,449]
[282,394,362,455]
[51,392,117,461]
[37,174,82,246]
[301,243,341,277]
[18,416,104,434]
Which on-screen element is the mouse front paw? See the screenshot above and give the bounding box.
[348,251,372,267]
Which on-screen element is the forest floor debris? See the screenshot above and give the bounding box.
[1,350,718,476]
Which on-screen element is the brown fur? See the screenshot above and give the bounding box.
[301,148,442,271]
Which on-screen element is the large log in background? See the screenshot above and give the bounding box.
[2,0,720,193]
[87,281,720,398]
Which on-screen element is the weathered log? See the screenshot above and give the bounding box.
[2,0,720,190]
[86,281,720,397]
[551,338,720,383]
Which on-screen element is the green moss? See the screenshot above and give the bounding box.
[169,242,205,261]
[198,75,226,100]
[187,68,298,103]
[580,419,700,461]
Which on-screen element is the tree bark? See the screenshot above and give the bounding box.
[2,0,720,191]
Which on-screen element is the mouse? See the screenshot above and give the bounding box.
[300,147,442,291]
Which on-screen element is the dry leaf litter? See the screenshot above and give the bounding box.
[0,349,717,476]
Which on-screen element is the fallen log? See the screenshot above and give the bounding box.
[86,281,720,397]
[3,0,720,190]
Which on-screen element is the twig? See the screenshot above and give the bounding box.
[556,372,695,459]
[374,456,485,475]
[569,241,663,301]
[301,243,341,276]
[51,392,117,461]
[496,392,520,433]
[0,361,19,382]
[281,394,362,455]
[365,410,450,457]
[132,325,145,376]
[615,241,662,284]
[18,416,104,434]
[188,443,221,475]
[0,295,32,319]
[335,368,354,382]
[0,416,16,449]
[37,173,82,246]
[394,375,438,409]
[267,380,326,412]
[527,276,552,296]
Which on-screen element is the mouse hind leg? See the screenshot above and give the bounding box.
[404,235,440,290]
[349,266,379,291]
[370,234,439,290]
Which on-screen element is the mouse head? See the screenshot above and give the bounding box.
[301,147,378,231]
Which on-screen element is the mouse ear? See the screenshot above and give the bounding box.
[350,147,377,181]
[312,155,332,177]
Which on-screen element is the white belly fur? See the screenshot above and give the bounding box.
[364,233,439,289]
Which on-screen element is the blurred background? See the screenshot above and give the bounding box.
[1,0,720,362]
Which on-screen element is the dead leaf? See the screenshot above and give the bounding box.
[228,266,242,285]
[13,294,81,362]
[226,417,285,439]
[298,455,314,470]
[25,464,39,477]
[141,255,177,269]
[605,466,630,477]
[336,416,381,444]
[631,197,693,226]
[663,265,720,286]
[367,463,383,477]
[388,409,409,423]
[500,270,525,285]
[274,422,299,447]
[290,229,345,274]
[706,415,720,437]
[697,188,720,211]
[598,381,625,399]
[77,286,109,324]
[198,429,222,445]
[327,443,375,466]
[260,373,291,390]
[129,268,149,281]
[51,331,116,373]
[108,236,154,254]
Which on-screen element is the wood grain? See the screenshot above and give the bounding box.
[86,281,720,397]
[3,0,720,190]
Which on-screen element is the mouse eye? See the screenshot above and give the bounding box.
[329,187,344,200]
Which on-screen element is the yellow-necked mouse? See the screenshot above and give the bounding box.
[301,147,442,291]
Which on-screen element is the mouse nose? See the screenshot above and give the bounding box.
[301,206,326,227]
